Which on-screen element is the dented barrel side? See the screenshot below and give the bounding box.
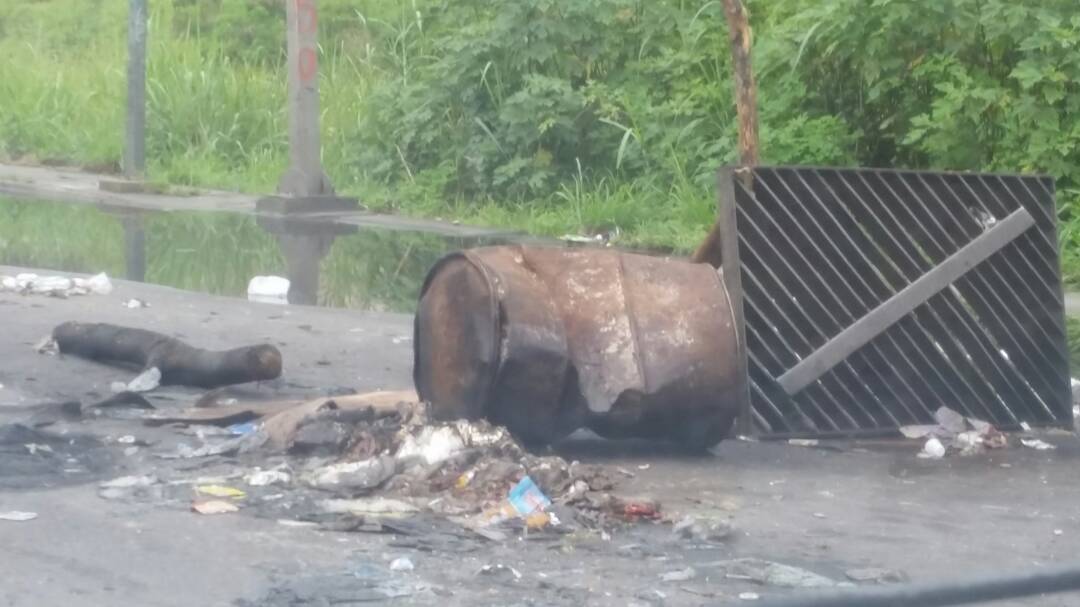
[414,245,742,448]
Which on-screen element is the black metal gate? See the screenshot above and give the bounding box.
[714,166,1071,438]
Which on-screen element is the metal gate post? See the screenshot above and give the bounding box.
[124,0,147,179]
[259,0,357,214]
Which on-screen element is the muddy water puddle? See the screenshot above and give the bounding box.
[0,197,507,312]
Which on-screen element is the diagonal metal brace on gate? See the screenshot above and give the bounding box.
[776,207,1035,395]
[711,165,1070,438]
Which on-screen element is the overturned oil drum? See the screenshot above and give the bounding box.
[413,245,742,448]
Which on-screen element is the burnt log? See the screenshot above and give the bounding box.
[53,322,282,388]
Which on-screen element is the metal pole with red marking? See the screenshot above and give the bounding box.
[261,0,356,213]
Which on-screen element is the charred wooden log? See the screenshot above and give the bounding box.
[53,322,282,388]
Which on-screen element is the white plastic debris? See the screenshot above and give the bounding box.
[660,567,696,582]
[390,557,415,572]
[918,437,946,459]
[1020,438,1055,451]
[100,475,159,489]
[247,275,290,304]
[318,497,418,515]
[245,469,292,487]
[128,367,161,392]
[2,272,114,297]
[29,276,73,294]
[34,337,58,356]
[396,426,467,466]
[739,593,760,601]
[77,272,114,295]
[122,298,149,309]
[0,511,37,522]
[305,456,397,491]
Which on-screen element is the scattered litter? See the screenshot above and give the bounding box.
[478,564,522,580]
[508,476,551,516]
[934,406,967,434]
[304,456,397,493]
[396,426,466,467]
[637,464,650,470]
[788,439,818,447]
[389,557,415,572]
[246,468,292,487]
[24,443,53,455]
[112,367,161,394]
[845,568,908,584]
[248,275,290,305]
[1021,438,1055,451]
[192,500,240,515]
[902,408,1009,458]
[277,519,319,528]
[918,437,946,459]
[1020,421,1032,432]
[739,592,760,601]
[812,512,827,519]
[718,558,837,588]
[319,497,419,516]
[157,432,265,459]
[34,336,58,356]
[116,435,137,444]
[122,298,150,309]
[101,475,158,489]
[1,272,112,297]
[660,567,696,583]
[0,511,37,522]
[196,485,246,499]
[1054,529,1064,536]
[229,422,259,436]
[673,515,734,543]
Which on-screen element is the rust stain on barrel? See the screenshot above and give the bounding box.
[414,245,742,448]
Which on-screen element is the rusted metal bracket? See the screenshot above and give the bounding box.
[776,207,1035,395]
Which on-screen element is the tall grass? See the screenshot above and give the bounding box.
[0,0,716,252]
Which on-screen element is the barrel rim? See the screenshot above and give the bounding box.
[413,250,502,414]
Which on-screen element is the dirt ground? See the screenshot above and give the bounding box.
[1,266,1079,607]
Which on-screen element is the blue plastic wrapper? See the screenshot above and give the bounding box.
[228,421,258,436]
[507,476,551,516]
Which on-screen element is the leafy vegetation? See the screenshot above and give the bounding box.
[1,0,1079,267]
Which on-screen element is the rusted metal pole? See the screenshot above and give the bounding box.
[124,0,148,179]
[690,0,760,267]
[723,0,760,167]
[279,0,333,197]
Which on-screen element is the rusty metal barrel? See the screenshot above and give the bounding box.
[414,245,742,448]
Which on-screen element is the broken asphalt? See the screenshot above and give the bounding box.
[1,266,1079,606]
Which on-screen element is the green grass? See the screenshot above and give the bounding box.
[0,0,716,253]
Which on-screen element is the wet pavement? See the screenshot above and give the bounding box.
[2,174,1080,605]
[1,268,1079,606]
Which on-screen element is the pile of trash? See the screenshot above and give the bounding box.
[899,405,1061,458]
[127,391,655,537]
[0,272,113,298]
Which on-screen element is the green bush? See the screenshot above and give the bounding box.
[1,0,1079,261]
